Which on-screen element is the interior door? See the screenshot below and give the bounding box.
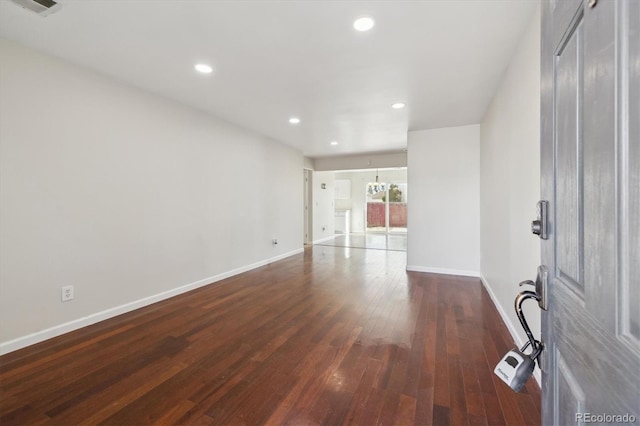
[304,169,312,244]
[541,0,639,424]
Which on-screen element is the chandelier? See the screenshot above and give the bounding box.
[367,169,386,195]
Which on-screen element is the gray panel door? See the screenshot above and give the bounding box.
[541,0,639,424]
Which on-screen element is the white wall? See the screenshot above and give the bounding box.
[480,7,541,352]
[0,39,303,351]
[311,171,335,242]
[407,125,480,276]
[314,151,406,171]
[334,169,408,233]
[303,157,315,170]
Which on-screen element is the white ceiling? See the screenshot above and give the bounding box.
[0,0,537,158]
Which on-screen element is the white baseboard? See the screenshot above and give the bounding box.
[0,248,304,355]
[480,275,542,386]
[312,235,337,244]
[405,265,480,277]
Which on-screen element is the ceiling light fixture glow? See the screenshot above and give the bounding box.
[194,64,213,74]
[330,141,339,145]
[391,102,406,109]
[289,117,301,124]
[353,16,375,32]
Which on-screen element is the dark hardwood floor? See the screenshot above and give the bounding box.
[0,245,540,425]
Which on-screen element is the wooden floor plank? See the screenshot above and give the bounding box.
[0,245,540,425]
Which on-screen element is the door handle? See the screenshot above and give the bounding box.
[519,266,548,310]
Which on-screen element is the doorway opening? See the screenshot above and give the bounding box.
[333,167,408,236]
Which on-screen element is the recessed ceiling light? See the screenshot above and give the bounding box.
[194,64,213,74]
[289,117,301,124]
[391,102,406,109]
[330,141,339,146]
[353,16,375,32]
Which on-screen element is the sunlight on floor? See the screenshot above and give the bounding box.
[316,233,407,252]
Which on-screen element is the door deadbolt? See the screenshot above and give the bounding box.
[532,200,549,240]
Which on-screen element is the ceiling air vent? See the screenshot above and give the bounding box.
[10,0,62,16]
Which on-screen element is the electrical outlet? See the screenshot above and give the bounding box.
[61,285,74,302]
